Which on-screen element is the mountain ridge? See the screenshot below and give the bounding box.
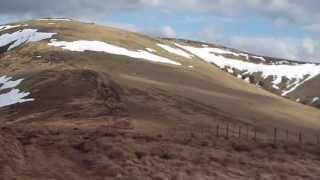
[162,38,320,109]
[164,38,320,65]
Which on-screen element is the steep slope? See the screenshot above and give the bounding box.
[1,18,320,180]
[288,74,320,107]
[165,39,320,109]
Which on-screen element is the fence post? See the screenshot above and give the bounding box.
[299,131,302,144]
[273,128,277,145]
[246,126,249,139]
[226,123,230,139]
[254,128,257,141]
[238,126,242,138]
[216,124,220,137]
[188,127,193,141]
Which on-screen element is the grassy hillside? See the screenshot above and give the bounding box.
[1,19,320,180]
[1,19,319,132]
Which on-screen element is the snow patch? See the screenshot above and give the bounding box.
[49,40,181,66]
[251,55,266,62]
[312,97,319,104]
[272,84,280,90]
[177,44,320,95]
[146,48,156,53]
[157,43,193,59]
[0,29,56,51]
[226,68,234,74]
[0,76,34,108]
[180,45,248,59]
[0,78,23,90]
[244,77,250,83]
[274,61,291,65]
[239,53,249,60]
[0,25,21,32]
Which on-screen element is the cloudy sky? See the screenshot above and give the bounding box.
[1,0,320,62]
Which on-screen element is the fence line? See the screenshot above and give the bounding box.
[169,121,320,146]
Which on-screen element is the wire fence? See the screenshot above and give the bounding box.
[168,122,320,146]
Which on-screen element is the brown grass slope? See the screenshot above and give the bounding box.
[1,19,319,132]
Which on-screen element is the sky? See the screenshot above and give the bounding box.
[1,0,320,62]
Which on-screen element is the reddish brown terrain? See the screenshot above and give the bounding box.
[2,120,320,180]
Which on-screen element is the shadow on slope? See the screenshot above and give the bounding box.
[0,69,126,123]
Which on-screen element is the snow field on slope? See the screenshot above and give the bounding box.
[157,43,193,59]
[0,25,21,32]
[0,76,34,108]
[0,29,56,51]
[49,40,181,66]
[146,48,156,52]
[251,55,266,62]
[312,97,319,104]
[177,44,320,95]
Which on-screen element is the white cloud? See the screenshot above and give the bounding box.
[144,25,177,38]
[196,25,224,42]
[222,36,320,62]
[302,38,316,55]
[1,0,319,34]
[1,0,318,26]
[160,26,177,38]
[305,24,320,33]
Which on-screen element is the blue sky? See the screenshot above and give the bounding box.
[108,10,306,40]
[104,7,319,62]
[0,0,320,62]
